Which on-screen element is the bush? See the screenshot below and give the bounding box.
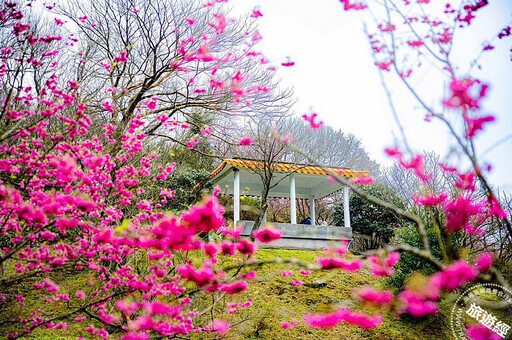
[333,184,406,245]
[161,168,213,212]
[387,225,443,289]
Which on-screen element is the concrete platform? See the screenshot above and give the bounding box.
[239,221,352,250]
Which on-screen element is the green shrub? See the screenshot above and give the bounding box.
[387,225,443,289]
[333,184,406,244]
[157,168,213,212]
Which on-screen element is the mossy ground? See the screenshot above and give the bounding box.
[1,249,452,339]
[198,248,452,339]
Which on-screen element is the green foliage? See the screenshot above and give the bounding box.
[494,258,512,284]
[219,195,262,222]
[333,184,406,243]
[169,144,214,171]
[160,168,213,212]
[387,225,443,289]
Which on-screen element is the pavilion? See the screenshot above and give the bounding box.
[199,158,371,249]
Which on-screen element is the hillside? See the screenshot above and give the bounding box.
[204,248,452,339]
[3,249,452,339]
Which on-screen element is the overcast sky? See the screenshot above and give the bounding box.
[230,1,512,189]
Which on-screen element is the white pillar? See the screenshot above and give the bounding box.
[343,185,351,229]
[310,195,316,226]
[290,174,296,224]
[233,169,240,227]
[263,209,267,223]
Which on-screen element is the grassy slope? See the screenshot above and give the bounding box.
[213,249,452,340]
[2,249,452,339]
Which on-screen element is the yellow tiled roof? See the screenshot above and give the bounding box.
[192,158,370,192]
[210,158,369,179]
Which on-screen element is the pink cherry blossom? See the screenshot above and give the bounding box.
[282,270,293,277]
[115,300,140,317]
[195,44,215,62]
[498,26,511,39]
[208,14,226,35]
[438,260,478,290]
[281,61,295,67]
[239,137,253,146]
[219,281,248,294]
[42,278,60,293]
[281,319,298,329]
[400,155,430,181]
[368,252,400,277]
[121,333,150,340]
[375,61,393,71]
[355,287,394,305]
[445,197,483,232]
[209,319,230,335]
[253,226,283,243]
[443,78,487,110]
[114,51,128,63]
[489,196,508,218]
[349,177,375,185]
[252,31,262,42]
[379,23,395,32]
[218,226,243,239]
[303,310,344,328]
[467,324,502,340]
[251,9,263,18]
[413,193,447,206]
[475,252,493,272]
[340,0,368,11]
[399,69,413,78]
[236,239,257,255]
[181,196,226,231]
[464,115,495,139]
[302,113,323,129]
[212,187,221,196]
[204,242,220,258]
[317,257,364,271]
[177,263,216,288]
[243,271,257,280]
[398,290,439,317]
[407,40,425,47]
[304,308,382,328]
[143,301,182,316]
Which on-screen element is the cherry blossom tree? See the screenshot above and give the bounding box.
[294,0,512,334]
[0,1,284,338]
[55,0,293,158]
[0,0,511,339]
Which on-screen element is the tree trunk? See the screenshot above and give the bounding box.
[252,177,271,231]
